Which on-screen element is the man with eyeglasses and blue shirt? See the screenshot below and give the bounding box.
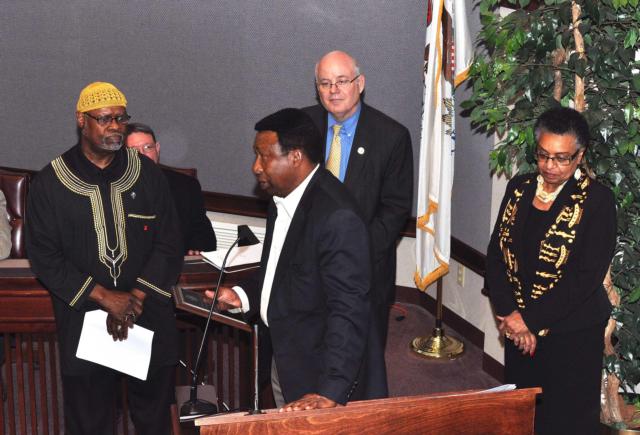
[26,82,182,435]
[303,51,413,399]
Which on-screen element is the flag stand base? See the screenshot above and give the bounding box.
[411,327,464,359]
[410,278,464,359]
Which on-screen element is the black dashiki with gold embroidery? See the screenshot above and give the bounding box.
[487,172,616,335]
[26,145,183,375]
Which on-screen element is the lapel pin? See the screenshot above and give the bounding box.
[131,191,136,199]
[357,147,365,155]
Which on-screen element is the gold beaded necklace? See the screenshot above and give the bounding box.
[535,174,567,203]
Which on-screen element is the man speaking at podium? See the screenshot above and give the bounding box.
[207,108,385,411]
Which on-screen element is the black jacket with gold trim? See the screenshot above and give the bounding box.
[486,173,616,335]
[26,145,183,375]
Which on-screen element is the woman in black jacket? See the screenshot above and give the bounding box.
[487,107,616,434]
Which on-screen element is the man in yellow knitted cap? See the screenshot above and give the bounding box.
[26,82,183,435]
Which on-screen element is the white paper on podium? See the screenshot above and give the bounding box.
[201,243,263,270]
[76,310,154,380]
[482,384,516,393]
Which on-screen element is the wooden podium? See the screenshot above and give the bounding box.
[195,387,540,435]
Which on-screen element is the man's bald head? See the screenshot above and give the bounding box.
[315,50,360,80]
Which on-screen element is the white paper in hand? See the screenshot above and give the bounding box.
[76,310,154,380]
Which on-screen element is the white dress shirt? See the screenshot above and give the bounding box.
[234,165,319,326]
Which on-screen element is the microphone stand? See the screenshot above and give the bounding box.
[180,225,259,420]
[247,323,264,415]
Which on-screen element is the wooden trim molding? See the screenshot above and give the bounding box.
[451,237,486,278]
[204,191,268,218]
[399,219,486,277]
[204,192,488,279]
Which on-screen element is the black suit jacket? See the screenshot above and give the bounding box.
[486,173,616,335]
[161,168,216,253]
[242,169,386,404]
[302,104,413,308]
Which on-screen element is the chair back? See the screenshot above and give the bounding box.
[0,168,33,258]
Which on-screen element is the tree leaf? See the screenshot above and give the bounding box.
[625,103,634,124]
[624,29,638,49]
[629,287,640,304]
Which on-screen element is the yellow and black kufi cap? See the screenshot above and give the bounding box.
[76,82,127,113]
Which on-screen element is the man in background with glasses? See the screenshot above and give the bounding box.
[26,82,182,435]
[125,122,217,255]
[303,51,414,399]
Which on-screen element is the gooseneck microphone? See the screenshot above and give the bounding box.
[180,225,260,420]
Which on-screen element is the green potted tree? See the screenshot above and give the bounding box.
[462,0,640,429]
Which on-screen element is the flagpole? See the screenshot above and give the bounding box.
[412,0,471,360]
[410,277,464,359]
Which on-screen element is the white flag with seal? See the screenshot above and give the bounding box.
[415,0,473,291]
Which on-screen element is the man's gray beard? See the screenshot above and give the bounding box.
[99,134,123,151]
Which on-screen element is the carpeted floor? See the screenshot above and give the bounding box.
[386,302,500,397]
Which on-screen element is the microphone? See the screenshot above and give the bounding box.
[237,224,260,247]
[180,224,260,420]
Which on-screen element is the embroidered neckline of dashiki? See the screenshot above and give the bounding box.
[51,148,141,289]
